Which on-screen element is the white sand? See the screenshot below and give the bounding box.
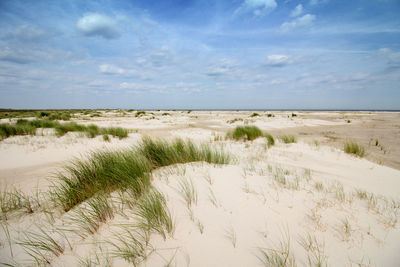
[1,111,399,266]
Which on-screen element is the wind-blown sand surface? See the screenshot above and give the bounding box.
[1,110,400,266]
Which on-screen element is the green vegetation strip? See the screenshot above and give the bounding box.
[52,137,231,211]
[0,119,128,140]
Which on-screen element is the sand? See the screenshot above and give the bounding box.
[1,110,399,266]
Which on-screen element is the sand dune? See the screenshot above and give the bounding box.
[1,110,399,266]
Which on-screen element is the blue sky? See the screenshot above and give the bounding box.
[0,0,399,109]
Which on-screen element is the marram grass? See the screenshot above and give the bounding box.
[52,149,152,212]
[226,125,275,146]
[344,141,365,157]
[279,135,297,144]
[52,138,231,211]
[230,126,263,141]
[134,189,174,240]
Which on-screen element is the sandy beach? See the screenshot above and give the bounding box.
[0,110,399,266]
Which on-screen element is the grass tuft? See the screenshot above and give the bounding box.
[227,126,263,141]
[18,226,64,265]
[134,189,174,240]
[279,135,297,144]
[257,232,296,267]
[264,133,275,147]
[178,178,198,208]
[103,134,110,142]
[344,141,365,157]
[52,149,152,212]
[0,187,35,218]
[67,194,115,236]
[109,228,150,266]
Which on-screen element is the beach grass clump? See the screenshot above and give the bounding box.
[52,138,230,212]
[228,126,263,141]
[47,112,72,121]
[279,135,297,144]
[52,149,152,212]
[54,122,87,136]
[103,134,110,142]
[226,126,275,146]
[18,226,65,265]
[178,178,198,208]
[344,141,365,157]
[101,127,129,139]
[138,137,230,167]
[68,194,115,236]
[134,189,174,240]
[227,118,243,124]
[135,111,146,118]
[264,133,275,147]
[0,187,35,218]
[257,232,296,267]
[0,122,36,140]
[250,112,260,117]
[109,228,149,266]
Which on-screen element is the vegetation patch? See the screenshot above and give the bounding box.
[0,109,83,120]
[344,141,365,157]
[0,119,128,141]
[250,112,260,117]
[264,133,275,147]
[228,126,263,141]
[227,118,243,124]
[279,135,297,144]
[135,111,146,117]
[226,125,275,146]
[52,138,231,211]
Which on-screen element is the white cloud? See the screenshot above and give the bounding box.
[99,64,151,79]
[99,64,125,74]
[235,0,277,17]
[265,54,295,67]
[290,4,303,17]
[77,13,120,39]
[281,14,316,32]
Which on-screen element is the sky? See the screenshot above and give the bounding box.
[0,0,399,110]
